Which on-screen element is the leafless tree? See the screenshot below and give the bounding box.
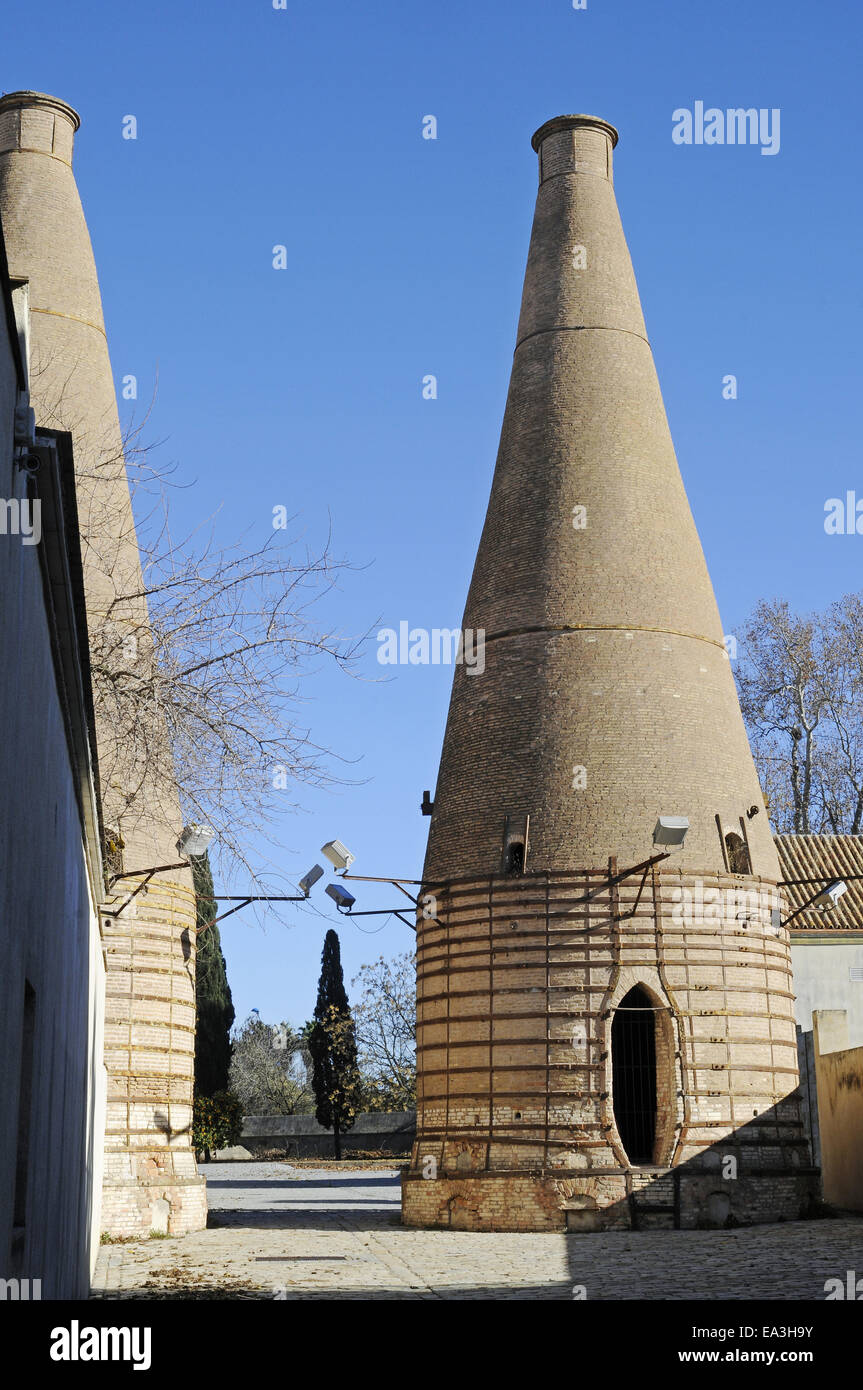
[351,952,416,1111]
[33,354,366,885]
[736,594,863,834]
[228,1014,314,1116]
[93,483,362,878]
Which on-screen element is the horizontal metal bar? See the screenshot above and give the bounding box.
[346,906,417,916]
[416,982,796,1002]
[416,1060,799,1078]
[107,859,189,888]
[780,872,863,886]
[210,894,306,902]
[342,873,424,885]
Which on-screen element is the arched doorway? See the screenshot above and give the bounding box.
[612,986,657,1164]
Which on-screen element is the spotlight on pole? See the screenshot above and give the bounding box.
[813,879,847,911]
[176,824,214,858]
[299,864,325,896]
[652,815,689,850]
[325,883,356,911]
[321,839,355,873]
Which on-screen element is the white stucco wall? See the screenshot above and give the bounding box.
[791,941,863,1049]
[0,306,105,1298]
[791,939,863,1174]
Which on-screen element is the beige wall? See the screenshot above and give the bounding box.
[813,1011,863,1212]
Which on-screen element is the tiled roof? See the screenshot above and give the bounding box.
[774,834,863,932]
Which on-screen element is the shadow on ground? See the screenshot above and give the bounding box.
[90,1163,863,1302]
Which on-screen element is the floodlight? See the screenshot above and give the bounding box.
[813,879,847,911]
[299,864,324,896]
[652,816,689,849]
[321,839,355,872]
[176,824,214,858]
[325,883,356,911]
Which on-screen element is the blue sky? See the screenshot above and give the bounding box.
[8,0,861,1026]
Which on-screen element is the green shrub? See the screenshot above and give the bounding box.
[193,1089,243,1161]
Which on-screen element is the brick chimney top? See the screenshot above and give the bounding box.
[531,114,619,184]
[531,113,618,151]
[0,91,80,130]
[0,91,80,164]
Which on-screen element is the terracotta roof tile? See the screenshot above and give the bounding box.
[775,834,863,931]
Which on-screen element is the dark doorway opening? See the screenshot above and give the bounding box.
[724,832,751,875]
[612,986,657,1164]
[504,841,524,875]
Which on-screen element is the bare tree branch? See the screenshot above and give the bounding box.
[736,594,863,835]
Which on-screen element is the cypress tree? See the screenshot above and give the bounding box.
[193,852,235,1097]
[308,929,361,1159]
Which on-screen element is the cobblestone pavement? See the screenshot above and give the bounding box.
[91,1163,863,1300]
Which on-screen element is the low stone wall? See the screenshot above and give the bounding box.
[218,1111,416,1161]
[401,1168,815,1233]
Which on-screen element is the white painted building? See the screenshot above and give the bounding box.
[0,224,106,1299]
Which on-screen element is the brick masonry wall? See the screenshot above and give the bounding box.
[100,876,206,1236]
[401,1169,815,1233]
[423,115,779,883]
[404,867,816,1231]
[408,117,812,1231]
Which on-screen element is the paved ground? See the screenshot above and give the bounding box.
[91,1162,863,1300]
